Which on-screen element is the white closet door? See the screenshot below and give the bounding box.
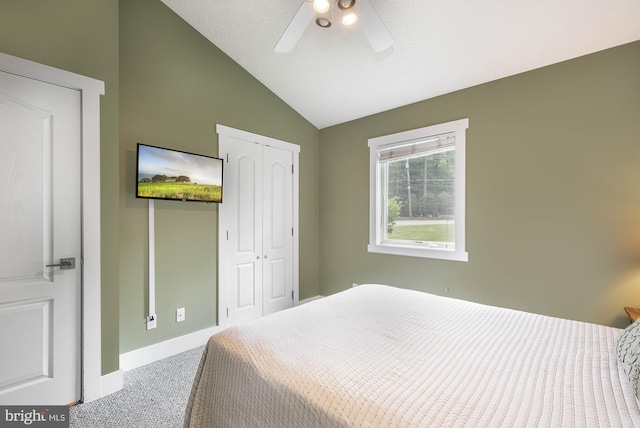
[218,125,299,328]
[224,137,263,325]
[262,146,293,316]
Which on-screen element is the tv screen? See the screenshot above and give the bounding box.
[136,144,223,203]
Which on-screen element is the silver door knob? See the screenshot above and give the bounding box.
[46,257,76,270]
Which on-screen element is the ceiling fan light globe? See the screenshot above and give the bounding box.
[341,10,358,25]
[312,0,330,14]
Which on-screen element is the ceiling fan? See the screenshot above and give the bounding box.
[275,0,393,53]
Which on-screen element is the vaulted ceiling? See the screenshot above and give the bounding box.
[161,0,640,129]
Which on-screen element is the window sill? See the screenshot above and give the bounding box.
[367,243,468,262]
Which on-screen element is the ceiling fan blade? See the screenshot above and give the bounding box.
[274,2,315,53]
[355,0,393,52]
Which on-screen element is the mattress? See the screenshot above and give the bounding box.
[184,284,640,427]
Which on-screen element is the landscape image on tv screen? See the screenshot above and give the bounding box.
[136,144,223,203]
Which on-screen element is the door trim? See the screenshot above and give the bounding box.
[0,52,104,402]
[216,124,300,328]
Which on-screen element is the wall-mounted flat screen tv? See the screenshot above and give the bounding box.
[136,143,223,203]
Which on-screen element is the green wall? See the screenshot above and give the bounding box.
[319,41,640,328]
[118,0,320,353]
[0,0,121,374]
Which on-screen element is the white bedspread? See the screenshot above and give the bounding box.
[184,284,640,427]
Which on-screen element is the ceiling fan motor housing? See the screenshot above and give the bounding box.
[275,0,393,53]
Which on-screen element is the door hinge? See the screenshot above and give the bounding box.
[226,153,229,163]
[291,164,294,174]
[291,290,294,300]
[291,227,294,236]
[226,307,229,318]
[226,230,229,240]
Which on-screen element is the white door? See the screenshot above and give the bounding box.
[262,146,293,316]
[0,70,81,405]
[219,127,298,327]
[224,137,264,325]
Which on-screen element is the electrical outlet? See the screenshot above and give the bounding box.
[147,314,157,330]
[176,307,185,322]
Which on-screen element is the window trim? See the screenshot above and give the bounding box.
[368,118,469,262]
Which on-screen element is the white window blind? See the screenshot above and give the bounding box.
[378,133,455,163]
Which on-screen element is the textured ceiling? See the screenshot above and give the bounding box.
[160,0,640,129]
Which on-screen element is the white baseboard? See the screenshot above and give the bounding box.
[98,369,123,399]
[298,295,323,305]
[119,326,223,372]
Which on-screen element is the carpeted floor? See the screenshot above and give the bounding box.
[70,346,204,428]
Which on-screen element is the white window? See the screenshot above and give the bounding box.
[368,118,469,261]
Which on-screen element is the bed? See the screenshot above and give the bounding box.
[184,284,640,427]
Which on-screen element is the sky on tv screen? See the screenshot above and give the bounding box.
[138,145,222,186]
